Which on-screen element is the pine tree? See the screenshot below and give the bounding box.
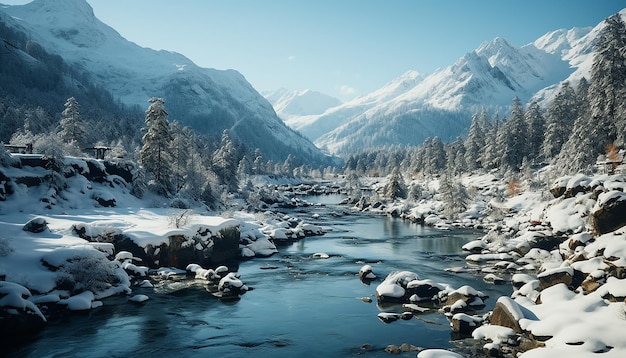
[252,148,265,175]
[481,117,501,170]
[424,137,446,175]
[140,97,173,195]
[498,97,527,171]
[237,155,252,178]
[543,82,578,160]
[553,78,594,174]
[445,138,466,175]
[58,97,88,149]
[384,167,407,199]
[464,109,487,171]
[169,122,190,192]
[525,101,545,164]
[555,15,626,174]
[282,154,296,176]
[212,130,240,192]
[588,13,626,149]
[439,172,470,219]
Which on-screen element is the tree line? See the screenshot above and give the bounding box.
[344,13,626,182]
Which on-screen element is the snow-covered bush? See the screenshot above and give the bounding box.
[44,247,126,294]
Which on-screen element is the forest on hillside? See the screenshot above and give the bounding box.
[344,14,626,184]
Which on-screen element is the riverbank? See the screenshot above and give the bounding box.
[5,197,508,357]
[352,170,626,357]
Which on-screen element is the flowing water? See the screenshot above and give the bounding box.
[10,195,512,357]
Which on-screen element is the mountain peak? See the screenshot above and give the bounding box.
[26,0,95,19]
[7,0,106,50]
[476,37,516,58]
[265,88,343,119]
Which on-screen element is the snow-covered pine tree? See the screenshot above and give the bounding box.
[140,97,174,195]
[588,13,626,149]
[525,101,545,164]
[464,109,487,171]
[384,167,407,199]
[212,130,240,193]
[424,137,446,175]
[543,82,578,161]
[252,148,265,175]
[439,172,469,219]
[445,138,466,175]
[480,115,501,170]
[498,97,527,171]
[282,154,296,177]
[169,122,190,193]
[58,97,88,151]
[553,78,594,174]
[237,155,252,179]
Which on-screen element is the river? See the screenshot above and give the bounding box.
[10,195,512,357]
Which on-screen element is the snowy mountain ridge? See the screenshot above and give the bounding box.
[263,89,343,119]
[273,10,625,155]
[0,0,330,164]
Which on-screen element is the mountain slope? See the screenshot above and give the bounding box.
[288,11,622,155]
[285,70,426,143]
[311,36,574,154]
[263,88,343,120]
[1,0,329,164]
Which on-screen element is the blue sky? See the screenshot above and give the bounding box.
[3,1,625,101]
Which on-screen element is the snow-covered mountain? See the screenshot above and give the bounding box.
[0,0,330,164]
[281,10,624,155]
[263,89,343,119]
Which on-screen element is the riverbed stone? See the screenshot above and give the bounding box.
[22,217,48,233]
[450,313,483,334]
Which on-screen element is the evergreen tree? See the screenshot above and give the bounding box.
[212,130,240,192]
[445,138,466,175]
[464,109,487,171]
[481,116,501,170]
[555,15,626,174]
[553,78,594,174]
[345,170,361,195]
[498,97,527,171]
[525,101,545,164]
[588,13,626,149]
[384,167,407,199]
[407,182,423,203]
[169,122,190,192]
[140,97,173,195]
[424,137,446,175]
[237,155,252,178]
[543,82,578,160]
[282,154,296,176]
[252,148,265,175]
[58,97,88,149]
[439,172,470,219]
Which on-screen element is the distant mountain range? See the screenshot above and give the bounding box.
[2,0,624,159]
[265,9,625,155]
[0,0,331,165]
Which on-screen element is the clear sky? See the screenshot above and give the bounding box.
[2,0,625,101]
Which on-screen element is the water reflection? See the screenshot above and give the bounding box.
[11,198,512,358]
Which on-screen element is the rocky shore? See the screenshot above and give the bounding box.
[347,172,626,357]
